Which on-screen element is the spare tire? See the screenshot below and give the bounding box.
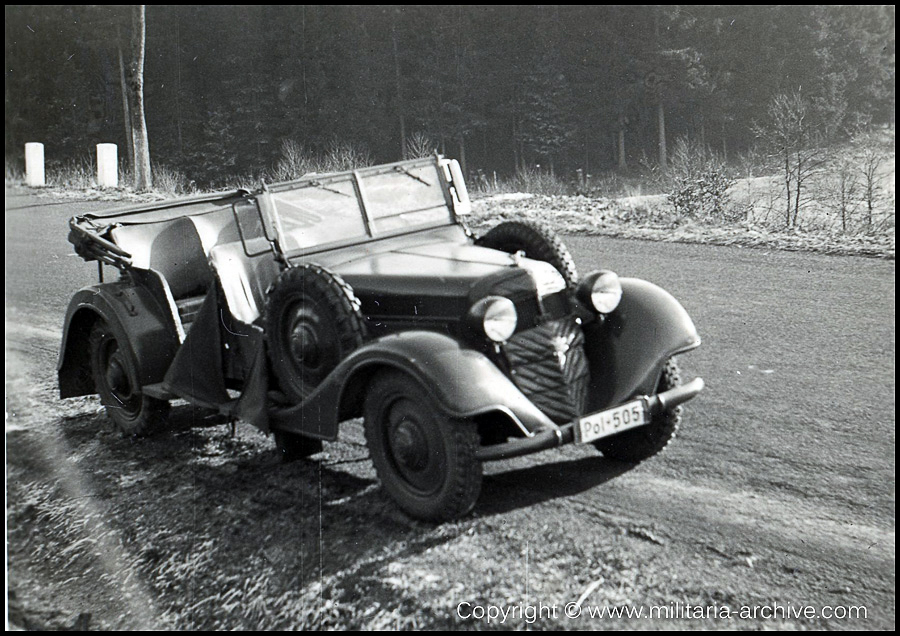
[265,264,366,403]
[475,220,578,288]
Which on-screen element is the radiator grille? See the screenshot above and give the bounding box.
[503,317,589,423]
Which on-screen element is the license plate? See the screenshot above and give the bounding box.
[577,400,646,444]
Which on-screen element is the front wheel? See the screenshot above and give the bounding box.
[593,357,683,462]
[89,321,170,436]
[363,371,482,521]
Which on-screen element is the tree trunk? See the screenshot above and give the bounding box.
[657,100,667,171]
[174,17,183,156]
[783,149,792,227]
[129,5,152,191]
[512,120,519,172]
[793,149,802,227]
[117,43,134,169]
[391,17,406,160]
[866,183,874,228]
[458,136,467,175]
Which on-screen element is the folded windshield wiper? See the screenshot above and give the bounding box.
[308,180,353,197]
[393,165,431,186]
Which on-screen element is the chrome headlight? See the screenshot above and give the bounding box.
[468,296,518,342]
[577,270,623,314]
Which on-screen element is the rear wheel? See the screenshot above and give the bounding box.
[593,357,683,462]
[475,220,579,288]
[89,321,170,436]
[364,371,482,521]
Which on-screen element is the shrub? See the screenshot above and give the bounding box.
[670,169,735,219]
[151,164,197,196]
[667,137,735,219]
[319,139,372,172]
[470,165,574,197]
[405,132,437,159]
[5,156,24,183]
[45,156,96,189]
[271,139,372,182]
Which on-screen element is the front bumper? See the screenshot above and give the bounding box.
[475,377,704,461]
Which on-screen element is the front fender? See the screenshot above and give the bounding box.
[269,330,556,440]
[58,279,180,398]
[584,277,701,411]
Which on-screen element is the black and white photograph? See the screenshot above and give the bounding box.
[5,5,894,630]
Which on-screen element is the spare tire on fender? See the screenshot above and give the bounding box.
[265,263,367,403]
[475,220,579,288]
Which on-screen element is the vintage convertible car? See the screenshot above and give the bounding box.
[59,155,703,521]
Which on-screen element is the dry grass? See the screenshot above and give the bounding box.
[470,129,894,257]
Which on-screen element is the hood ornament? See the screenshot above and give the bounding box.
[552,333,575,369]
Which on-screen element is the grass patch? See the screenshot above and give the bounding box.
[5,153,196,200]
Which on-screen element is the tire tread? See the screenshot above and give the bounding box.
[475,220,579,288]
[89,322,170,436]
[363,371,482,521]
[593,357,683,462]
[265,264,366,402]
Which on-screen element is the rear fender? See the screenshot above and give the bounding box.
[58,279,180,398]
[584,277,701,411]
[269,330,556,440]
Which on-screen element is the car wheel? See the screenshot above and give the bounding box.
[265,264,366,403]
[273,430,324,462]
[475,220,579,288]
[363,371,482,521]
[593,357,683,462]
[89,321,170,436]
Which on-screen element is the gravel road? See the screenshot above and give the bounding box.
[5,188,895,629]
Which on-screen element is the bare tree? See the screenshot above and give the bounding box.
[129,5,152,191]
[828,151,860,232]
[755,91,829,228]
[405,131,437,159]
[860,145,883,229]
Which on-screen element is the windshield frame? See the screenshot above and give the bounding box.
[257,156,459,259]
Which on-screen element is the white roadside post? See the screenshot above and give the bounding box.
[96,143,118,188]
[25,142,45,187]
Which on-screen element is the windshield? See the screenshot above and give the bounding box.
[270,177,367,250]
[266,160,452,253]
[361,163,450,233]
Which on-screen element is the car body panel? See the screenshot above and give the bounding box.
[583,277,701,411]
[58,275,180,397]
[269,330,557,440]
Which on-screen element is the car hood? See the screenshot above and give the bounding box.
[310,235,535,324]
